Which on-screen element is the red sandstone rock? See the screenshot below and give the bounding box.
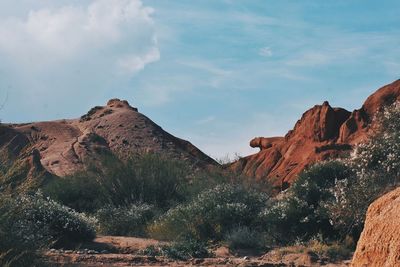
[232,79,400,187]
[351,187,400,267]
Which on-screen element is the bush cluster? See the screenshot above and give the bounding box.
[0,192,96,266]
[149,184,269,241]
[325,104,400,238]
[142,239,211,260]
[261,103,400,244]
[8,192,96,245]
[260,161,353,244]
[45,153,191,213]
[224,226,264,250]
[96,203,156,236]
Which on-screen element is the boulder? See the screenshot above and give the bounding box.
[351,187,400,267]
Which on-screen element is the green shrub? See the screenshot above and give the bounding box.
[261,103,400,245]
[325,103,400,240]
[260,160,352,244]
[0,196,44,267]
[0,192,96,266]
[96,203,156,236]
[6,193,96,246]
[149,184,269,241]
[142,240,211,260]
[224,226,264,250]
[307,238,353,261]
[161,239,211,260]
[44,153,192,212]
[44,174,106,213]
[324,243,352,261]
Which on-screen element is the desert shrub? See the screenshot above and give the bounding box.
[325,103,400,239]
[224,226,264,250]
[161,239,211,260]
[44,153,192,212]
[142,240,211,260]
[307,238,353,261]
[260,161,352,244]
[8,193,96,246]
[44,174,105,213]
[262,103,400,245]
[0,146,54,194]
[273,235,353,263]
[0,193,96,266]
[96,203,156,236]
[149,184,269,241]
[0,196,44,267]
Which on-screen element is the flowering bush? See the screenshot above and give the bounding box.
[0,196,43,267]
[96,203,156,236]
[149,184,269,241]
[324,103,400,239]
[5,192,96,247]
[260,161,352,244]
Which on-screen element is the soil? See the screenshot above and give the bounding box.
[44,236,351,267]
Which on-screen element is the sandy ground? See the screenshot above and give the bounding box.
[44,236,351,267]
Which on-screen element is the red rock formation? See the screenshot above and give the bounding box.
[3,99,217,177]
[351,187,400,267]
[231,79,400,188]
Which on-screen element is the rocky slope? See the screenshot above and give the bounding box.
[0,124,54,192]
[351,187,400,267]
[1,99,217,179]
[231,79,400,188]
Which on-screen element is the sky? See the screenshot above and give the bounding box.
[0,0,399,160]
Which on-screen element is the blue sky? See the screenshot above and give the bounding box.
[0,0,399,159]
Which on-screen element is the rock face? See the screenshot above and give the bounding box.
[351,187,400,267]
[2,99,217,178]
[231,79,400,188]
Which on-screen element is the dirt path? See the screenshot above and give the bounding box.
[44,236,351,267]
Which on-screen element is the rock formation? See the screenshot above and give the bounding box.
[1,99,217,178]
[231,79,400,188]
[351,187,400,267]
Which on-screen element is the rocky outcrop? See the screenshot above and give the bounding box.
[250,137,284,150]
[3,99,217,178]
[231,79,400,187]
[351,187,400,267]
[0,125,54,191]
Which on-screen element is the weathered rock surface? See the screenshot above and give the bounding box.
[231,79,400,188]
[2,99,217,178]
[351,187,400,267]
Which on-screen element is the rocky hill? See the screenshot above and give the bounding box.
[351,186,400,267]
[0,99,217,181]
[231,79,400,189]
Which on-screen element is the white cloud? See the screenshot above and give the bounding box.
[0,0,159,121]
[0,0,158,74]
[117,45,160,74]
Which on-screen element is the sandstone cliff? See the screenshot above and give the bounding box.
[351,187,400,267]
[231,79,400,188]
